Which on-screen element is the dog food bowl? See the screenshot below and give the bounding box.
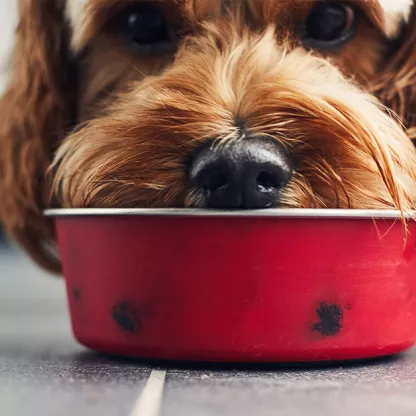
[45,208,416,363]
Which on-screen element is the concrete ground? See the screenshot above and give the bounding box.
[1,242,416,416]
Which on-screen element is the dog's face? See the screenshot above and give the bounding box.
[1,0,416,270]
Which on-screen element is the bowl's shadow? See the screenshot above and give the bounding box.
[71,349,404,373]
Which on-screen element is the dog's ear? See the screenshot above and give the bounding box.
[0,0,76,272]
[374,3,416,139]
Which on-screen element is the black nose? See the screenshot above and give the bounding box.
[189,136,292,209]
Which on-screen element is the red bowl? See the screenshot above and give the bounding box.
[45,208,416,363]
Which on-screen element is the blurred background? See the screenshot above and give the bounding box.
[0,0,17,94]
[0,0,18,246]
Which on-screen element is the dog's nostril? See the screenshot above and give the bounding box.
[203,173,227,192]
[189,136,292,209]
[256,171,279,192]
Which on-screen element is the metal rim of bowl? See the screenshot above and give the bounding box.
[44,208,415,220]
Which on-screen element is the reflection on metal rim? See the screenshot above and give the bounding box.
[44,208,415,220]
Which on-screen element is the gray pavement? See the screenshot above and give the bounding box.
[1,243,416,415]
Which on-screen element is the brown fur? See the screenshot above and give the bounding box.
[1,0,416,272]
[373,5,416,137]
[0,0,75,271]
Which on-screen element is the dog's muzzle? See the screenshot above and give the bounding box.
[189,136,292,209]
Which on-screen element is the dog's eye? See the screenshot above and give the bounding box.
[113,5,173,53]
[303,3,357,50]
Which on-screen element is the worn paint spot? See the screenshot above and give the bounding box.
[112,301,140,333]
[313,302,343,336]
[73,288,81,301]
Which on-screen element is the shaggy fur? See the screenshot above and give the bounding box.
[1,0,416,272]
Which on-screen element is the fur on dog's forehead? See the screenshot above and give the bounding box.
[65,0,413,51]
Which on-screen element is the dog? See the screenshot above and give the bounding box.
[1,0,416,273]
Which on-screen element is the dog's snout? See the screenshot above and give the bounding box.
[189,136,292,209]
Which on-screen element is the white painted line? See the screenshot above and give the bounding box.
[130,370,167,416]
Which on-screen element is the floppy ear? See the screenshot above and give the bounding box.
[374,3,416,140]
[0,0,76,272]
